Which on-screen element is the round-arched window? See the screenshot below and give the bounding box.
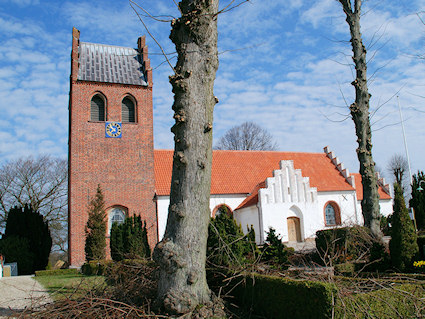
[109,207,125,232]
[324,201,341,226]
[325,204,336,225]
[91,94,106,121]
[122,96,136,123]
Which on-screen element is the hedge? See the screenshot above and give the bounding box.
[232,273,336,319]
[81,260,113,276]
[35,268,79,276]
[335,283,425,318]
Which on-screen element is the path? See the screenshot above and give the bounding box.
[0,275,52,317]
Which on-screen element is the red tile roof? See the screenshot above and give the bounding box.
[352,173,392,200]
[154,150,355,196]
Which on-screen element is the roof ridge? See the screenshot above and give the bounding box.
[80,41,137,51]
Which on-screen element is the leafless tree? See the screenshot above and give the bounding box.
[387,154,409,188]
[215,121,278,150]
[152,0,221,315]
[338,0,382,238]
[0,155,68,253]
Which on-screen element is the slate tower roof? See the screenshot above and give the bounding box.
[77,42,148,86]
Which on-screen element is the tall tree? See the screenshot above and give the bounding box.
[338,0,382,238]
[390,183,418,271]
[387,154,409,191]
[410,171,425,230]
[215,121,278,150]
[0,156,67,253]
[152,0,219,314]
[85,185,106,262]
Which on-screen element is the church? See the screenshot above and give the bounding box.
[68,29,392,267]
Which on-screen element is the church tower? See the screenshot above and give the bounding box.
[68,28,157,267]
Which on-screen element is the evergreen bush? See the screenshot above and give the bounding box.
[261,227,293,269]
[85,185,107,262]
[207,208,256,266]
[410,171,425,230]
[0,204,52,274]
[316,226,389,270]
[110,215,150,261]
[390,183,419,271]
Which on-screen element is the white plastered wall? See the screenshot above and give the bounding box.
[156,194,247,240]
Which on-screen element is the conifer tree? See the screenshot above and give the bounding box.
[207,208,255,266]
[390,183,418,271]
[85,185,106,261]
[0,204,52,274]
[110,215,150,261]
[410,172,425,230]
[261,227,292,269]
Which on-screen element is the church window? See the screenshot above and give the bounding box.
[90,94,106,121]
[212,204,233,218]
[122,96,136,123]
[324,202,341,226]
[109,207,126,233]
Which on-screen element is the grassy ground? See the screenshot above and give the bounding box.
[35,273,106,300]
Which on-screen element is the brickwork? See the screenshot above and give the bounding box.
[68,28,157,267]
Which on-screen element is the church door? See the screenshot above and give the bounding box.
[287,217,302,242]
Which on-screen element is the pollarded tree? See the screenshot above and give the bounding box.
[390,183,418,271]
[85,185,106,262]
[215,121,278,150]
[387,154,409,192]
[337,0,382,238]
[152,0,220,314]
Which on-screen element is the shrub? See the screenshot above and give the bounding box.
[0,236,34,275]
[0,204,52,274]
[81,260,112,276]
[35,269,79,276]
[417,235,425,259]
[233,273,336,319]
[316,226,388,270]
[207,209,256,267]
[410,172,425,230]
[335,283,425,318]
[261,227,293,269]
[110,216,150,261]
[390,183,419,271]
[85,185,107,262]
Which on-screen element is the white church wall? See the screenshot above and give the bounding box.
[234,205,261,243]
[156,194,247,240]
[317,191,359,227]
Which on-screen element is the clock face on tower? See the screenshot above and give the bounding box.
[105,122,122,138]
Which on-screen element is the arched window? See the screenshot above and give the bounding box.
[109,207,126,233]
[91,94,106,121]
[212,204,233,218]
[324,202,341,226]
[122,96,136,123]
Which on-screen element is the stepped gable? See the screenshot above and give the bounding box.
[323,146,355,187]
[154,149,354,196]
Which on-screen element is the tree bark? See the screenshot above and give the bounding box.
[338,0,382,238]
[153,0,219,314]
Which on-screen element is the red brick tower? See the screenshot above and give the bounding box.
[68,28,157,267]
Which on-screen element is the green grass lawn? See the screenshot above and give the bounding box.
[35,273,106,300]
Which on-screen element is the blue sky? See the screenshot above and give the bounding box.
[1,0,425,182]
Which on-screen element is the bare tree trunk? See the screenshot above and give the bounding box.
[338,0,382,238]
[153,0,219,314]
